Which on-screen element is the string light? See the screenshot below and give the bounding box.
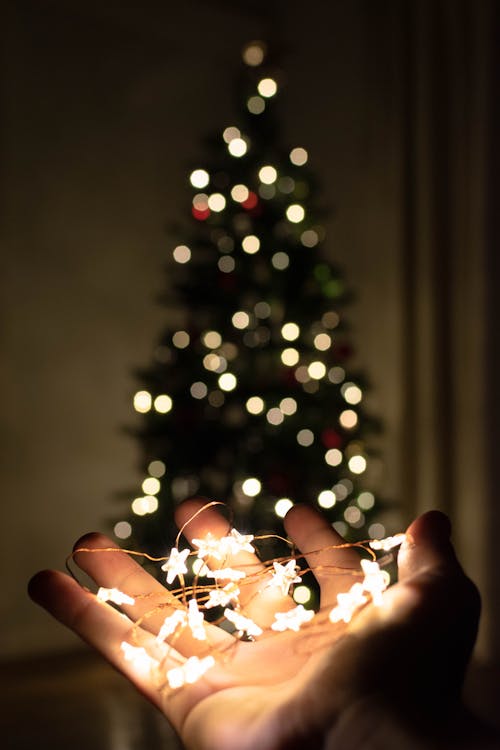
[191,381,208,399]
[232,311,250,329]
[172,331,190,349]
[259,165,277,184]
[242,235,260,254]
[247,96,265,114]
[154,395,173,413]
[286,204,305,223]
[148,460,166,477]
[297,429,314,447]
[242,41,266,67]
[339,409,358,429]
[202,331,222,349]
[289,147,308,166]
[208,193,226,212]
[97,587,135,606]
[274,497,293,517]
[348,455,367,474]
[173,245,191,263]
[142,477,160,495]
[279,397,297,415]
[271,251,289,270]
[281,348,299,366]
[271,605,314,632]
[69,503,406,695]
[114,521,132,539]
[228,138,248,157]
[281,322,300,341]
[342,383,363,404]
[133,391,152,413]
[161,548,190,584]
[266,407,284,426]
[241,477,261,496]
[246,396,265,414]
[318,490,336,509]
[223,126,240,143]
[313,333,332,351]
[218,372,237,391]
[218,256,235,273]
[269,560,302,595]
[190,169,209,188]
[231,184,249,202]
[301,229,319,247]
[308,361,326,379]
[257,78,277,97]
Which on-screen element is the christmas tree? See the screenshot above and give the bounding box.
[113,41,380,559]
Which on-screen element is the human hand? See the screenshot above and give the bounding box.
[29,501,486,750]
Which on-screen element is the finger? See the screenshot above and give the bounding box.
[284,504,362,605]
[397,510,459,580]
[175,499,295,628]
[28,570,179,710]
[72,532,231,654]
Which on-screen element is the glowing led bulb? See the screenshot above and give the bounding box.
[281,322,300,341]
[301,229,319,247]
[369,533,406,551]
[257,77,277,97]
[114,521,132,539]
[293,585,312,604]
[205,582,241,609]
[228,138,247,157]
[121,642,155,674]
[308,361,326,379]
[297,429,314,447]
[325,449,342,466]
[133,390,151,413]
[313,333,331,351]
[266,407,284,425]
[271,251,290,270]
[290,147,308,166]
[223,126,240,143]
[279,397,297,415]
[358,491,375,510]
[218,256,235,273]
[208,193,226,212]
[190,169,209,188]
[172,331,190,348]
[148,460,166,477]
[242,41,266,67]
[281,348,299,366]
[269,560,302,595]
[156,610,187,643]
[275,497,293,518]
[242,235,260,254]
[259,165,277,184]
[247,96,265,114]
[218,372,237,391]
[232,311,250,329]
[271,605,315,632]
[329,582,368,624]
[173,245,191,263]
[142,476,160,495]
[167,655,215,690]
[360,559,391,606]
[154,394,173,413]
[286,204,305,223]
[246,396,265,414]
[242,477,261,497]
[97,588,135,606]
[224,609,263,638]
[187,599,206,641]
[202,330,222,349]
[348,455,367,474]
[231,184,249,202]
[161,548,191,584]
[318,490,336,509]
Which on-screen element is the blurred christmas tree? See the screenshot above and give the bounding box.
[113,41,381,559]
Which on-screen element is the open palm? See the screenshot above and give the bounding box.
[29,500,480,750]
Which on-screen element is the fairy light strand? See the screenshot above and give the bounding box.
[69,503,405,694]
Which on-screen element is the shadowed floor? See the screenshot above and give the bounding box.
[1,649,182,750]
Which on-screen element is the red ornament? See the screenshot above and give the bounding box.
[242,191,258,210]
[192,206,210,221]
[321,428,342,449]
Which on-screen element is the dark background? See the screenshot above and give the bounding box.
[1,1,498,748]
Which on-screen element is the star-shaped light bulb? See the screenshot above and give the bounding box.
[271,605,315,632]
[97,587,135,606]
[269,560,302,595]
[156,610,187,643]
[205,583,241,609]
[187,599,206,640]
[192,533,228,561]
[329,582,368,624]
[224,608,263,638]
[360,559,390,606]
[161,548,190,584]
[167,655,216,689]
